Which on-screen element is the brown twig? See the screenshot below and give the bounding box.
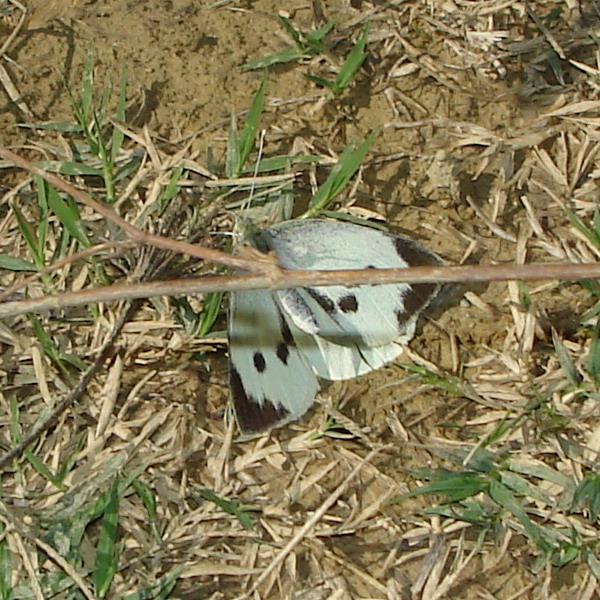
[0,262,598,319]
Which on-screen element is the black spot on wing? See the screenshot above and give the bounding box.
[396,283,439,328]
[338,294,358,313]
[253,351,266,373]
[276,342,290,364]
[307,288,335,313]
[229,364,291,434]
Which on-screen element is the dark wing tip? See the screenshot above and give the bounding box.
[229,364,292,434]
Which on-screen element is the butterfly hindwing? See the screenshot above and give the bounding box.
[228,288,319,433]
[256,219,442,379]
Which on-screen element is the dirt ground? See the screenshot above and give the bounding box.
[1,1,600,599]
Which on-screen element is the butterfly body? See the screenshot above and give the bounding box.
[228,219,442,434]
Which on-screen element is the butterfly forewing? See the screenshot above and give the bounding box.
[228,288,319,433]
[263,219,443,346]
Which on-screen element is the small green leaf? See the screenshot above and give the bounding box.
[196,487,257,530]
[17,121,83,132]
[305,20,336,49]
[333,26,369,94]
[160,165,183,211]
[305,73,335,91]
[0,255,37,271]
[394,469,489,503]
[241,154,321,174]
[24,450,65,490]
[237,73,267,176]
[132,479,157,521]
[489,480,553,553]
[278,15,303,48]
[198,291,224,337]
[499,471,552,506]
[397,362,465,395]
[12,203,43,268]
[46,186,91,248]
[562,203,600,251]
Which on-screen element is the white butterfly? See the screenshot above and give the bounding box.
[228,218,442,433]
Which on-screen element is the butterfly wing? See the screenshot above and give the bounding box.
[255,219,442,379]
[228,288,319,434]
[285,323,405,380]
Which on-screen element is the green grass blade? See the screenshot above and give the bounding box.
[573,474,600,521]
[236,73,267,176]
[278,15,303,49]
[16,120,83,132]
[429,445,498,473]
[551,327,582,386]
[306,20,336,50]
[93,477,120,599]
[198,291,224,337]
[302,129,377,217]
[28,314,72,380]
[132,479,157,521]
[0,255,36,271]
[397,362,466,396]
[8,395,64,489]
[489,479,553,553]
[394,469,489,503]
[508,460,574,489]
[12,203,43,269]
[499,471,552,506]
[36,175,49,255]
[196,487,256,530]
[160,165,183,211]
[333,26,369,94]
[46,186,91,248]
[562,203,600,250]
[305,73,335,92]
[241,154,321,174]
